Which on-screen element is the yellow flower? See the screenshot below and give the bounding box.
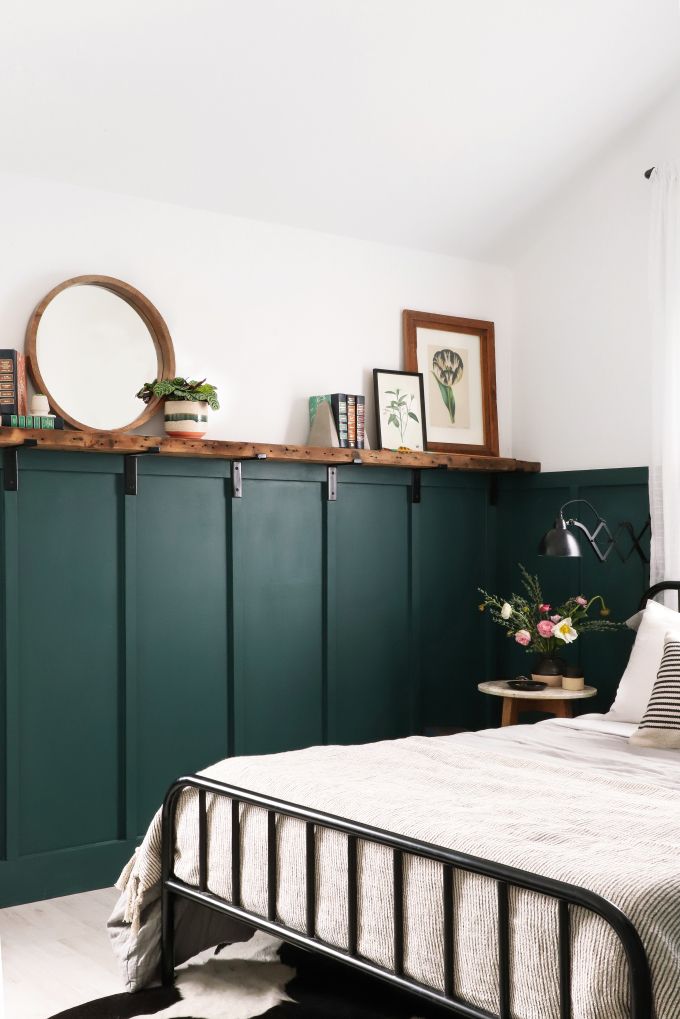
[478,603,486,612]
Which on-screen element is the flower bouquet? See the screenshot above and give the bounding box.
[478,566,619,684]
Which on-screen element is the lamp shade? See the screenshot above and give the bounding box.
[538,517,582,557]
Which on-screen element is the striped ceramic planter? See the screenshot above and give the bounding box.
[164,399,209,439]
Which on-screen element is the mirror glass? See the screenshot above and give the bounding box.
[35,284,161,430]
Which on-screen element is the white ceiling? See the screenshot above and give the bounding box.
[1,0,679,262]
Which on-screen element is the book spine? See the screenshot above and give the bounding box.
[347,395,357,448]
[330,394,348,447]
[1,414,64,429]
[0,350,20,415]
[17,352,27,416]
[355,395,365,449]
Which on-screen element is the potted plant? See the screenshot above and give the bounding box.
[136,378,220,438]
[478,565,619,686]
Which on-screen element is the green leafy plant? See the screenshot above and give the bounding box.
[478,564,620,654]
[136,377,220,411]
[432,348,463,423]
[383,388,419,446]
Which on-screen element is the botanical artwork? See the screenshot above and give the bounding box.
[428,344,470,429]
[382,386,419,446]
[403,311,498,455]
[373,370,426,452]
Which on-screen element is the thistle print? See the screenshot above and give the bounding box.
[432,348,463,424]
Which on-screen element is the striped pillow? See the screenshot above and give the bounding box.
[631,634,680,748]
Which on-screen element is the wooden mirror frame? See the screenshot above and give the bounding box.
[25,274,176,432]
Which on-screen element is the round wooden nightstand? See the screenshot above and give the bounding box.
[478,680,597,727]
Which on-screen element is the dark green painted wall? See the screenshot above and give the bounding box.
[0,453,649,906]
[493,468,650,722]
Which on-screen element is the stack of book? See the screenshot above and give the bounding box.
[0,350,27,419]
[1,414,64,429]
[309,394,366,448]
[0,349,64,429]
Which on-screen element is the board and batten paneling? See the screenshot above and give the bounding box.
[331,472,413,745]
[134,461,231,832]
[17,465,122,856]
[418,473,496,732]
[494,468,650,722]
[231,464,325,757]
[0,451,649,906]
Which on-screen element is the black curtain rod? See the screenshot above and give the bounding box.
[645,167,655,179]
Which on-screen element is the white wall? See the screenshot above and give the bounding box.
[509,83,680,472]
[0,172,514,453]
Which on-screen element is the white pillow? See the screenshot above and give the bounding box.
[606,599,680,722]
[630,634,680,748]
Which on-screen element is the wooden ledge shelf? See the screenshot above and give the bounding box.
[0,429,540,473]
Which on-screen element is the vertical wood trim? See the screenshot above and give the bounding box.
[226,471,237,758]
[2,486,19,859]
[323,496,338,745]
[484,476,498,728]
[408,486,422,735]
[122,482,138,839]
[229,469,245,756]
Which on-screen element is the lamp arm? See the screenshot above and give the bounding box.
[569,519,609,562]
[559,498,604,524]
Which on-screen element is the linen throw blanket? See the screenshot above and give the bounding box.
[115,720,680,1018]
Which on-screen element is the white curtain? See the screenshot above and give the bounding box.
[650,165,680,588]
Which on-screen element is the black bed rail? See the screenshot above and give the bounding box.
[640,580,680,611]
[160,775,653,1019]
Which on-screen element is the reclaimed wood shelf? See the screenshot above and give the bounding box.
[0,428,540,473]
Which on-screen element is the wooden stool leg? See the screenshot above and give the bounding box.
[549,700,572,719]
[501,698,520,727]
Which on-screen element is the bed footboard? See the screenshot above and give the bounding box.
[160,775,653,1019]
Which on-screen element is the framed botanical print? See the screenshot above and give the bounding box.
[373,368,426,452]
[402,310,499,456]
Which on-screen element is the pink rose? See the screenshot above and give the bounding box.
[514,629,531,646]
[539,603,551,613]
[551,614,561,623]
[537,620,554,638]
[574,596,588,607]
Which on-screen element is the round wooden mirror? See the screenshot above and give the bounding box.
[26,275,176,432]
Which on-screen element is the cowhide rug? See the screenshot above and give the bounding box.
[49,932,452,1019]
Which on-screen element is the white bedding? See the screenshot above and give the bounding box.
[114,716,680,1017]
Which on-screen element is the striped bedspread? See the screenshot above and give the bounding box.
[113,717,680,1017]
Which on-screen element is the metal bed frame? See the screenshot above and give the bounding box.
[160,583,675,1018]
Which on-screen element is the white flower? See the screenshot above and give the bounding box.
[552,617,578,643]
[500,602,513,620]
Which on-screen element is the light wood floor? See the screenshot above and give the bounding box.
[0,887,122,1019]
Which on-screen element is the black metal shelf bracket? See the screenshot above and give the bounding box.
[327,466,337,501]
[411,470,421,504]
[3,440,38,492]
[124,447,161,496]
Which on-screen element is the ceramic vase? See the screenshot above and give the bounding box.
[31,394,50,417]
[531,654,564,688]
[164,399,209,439]
[562,667,585,691]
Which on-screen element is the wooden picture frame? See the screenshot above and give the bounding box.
[373,368,427,452]
[402,310,499,456]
